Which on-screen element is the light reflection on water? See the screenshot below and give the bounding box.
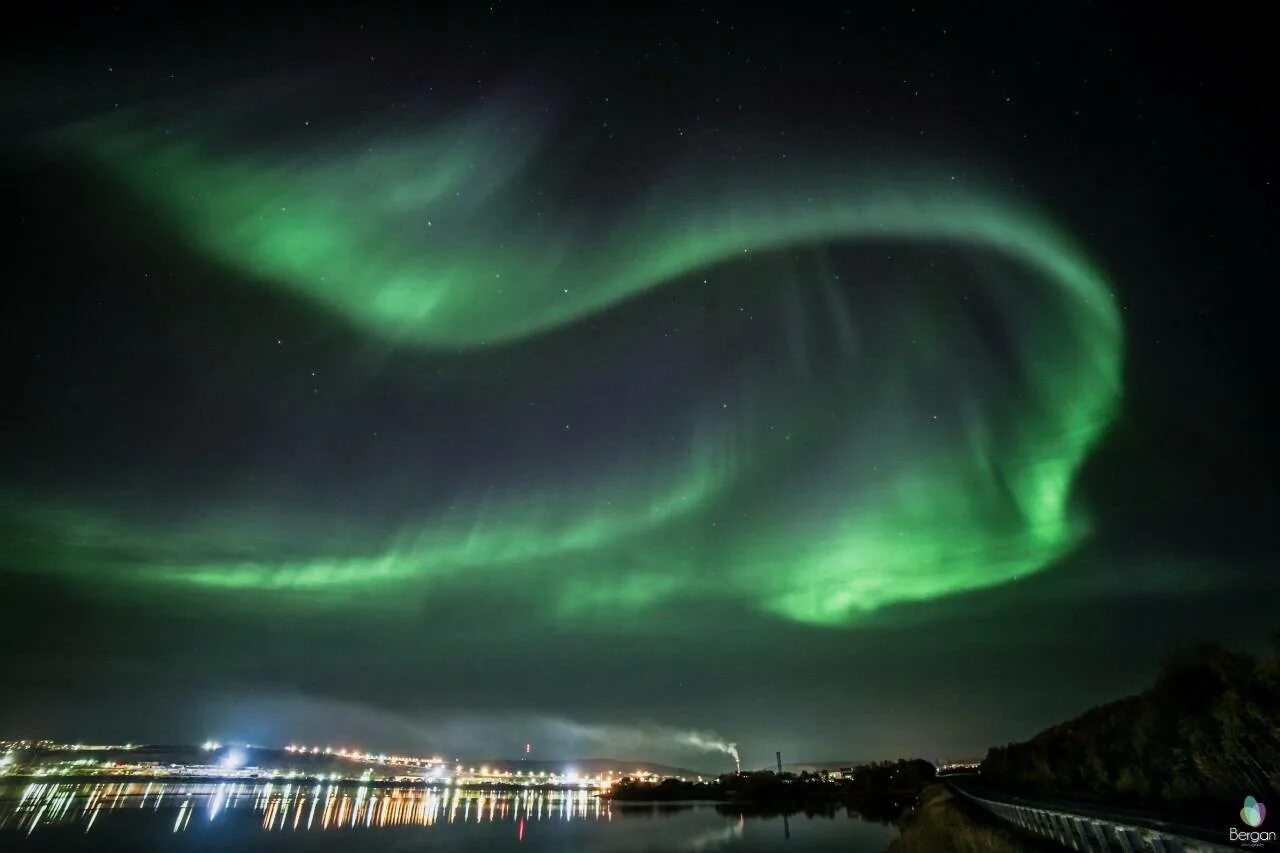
[0,781,898,851]
[2,782,608,834]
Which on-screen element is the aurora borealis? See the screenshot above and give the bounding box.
[2,3,1276,767]
[38,102,1124,625]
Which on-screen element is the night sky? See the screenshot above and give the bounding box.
[2,4,1276,770]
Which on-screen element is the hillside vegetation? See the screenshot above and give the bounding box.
[981,641,1280,805]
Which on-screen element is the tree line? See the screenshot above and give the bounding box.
[981,639,1280,805]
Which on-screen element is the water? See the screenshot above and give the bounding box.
[0,781,898,851]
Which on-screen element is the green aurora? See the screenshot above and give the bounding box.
[20,104,1124,626]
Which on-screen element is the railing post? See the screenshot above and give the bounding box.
[1053,812,1077,849]
[1088,819,1109,851]
[1114,826,1141,853]
[1150,838,1186,853]
[1073,815,1093,851]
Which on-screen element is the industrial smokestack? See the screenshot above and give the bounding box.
[776,751,782,774]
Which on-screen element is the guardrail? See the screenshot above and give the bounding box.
[948,781,1234,853]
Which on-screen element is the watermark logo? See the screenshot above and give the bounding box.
[1243,796,1268,829]
[1231,796,1274,847]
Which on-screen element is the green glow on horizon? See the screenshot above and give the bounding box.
[23,105,1124,626]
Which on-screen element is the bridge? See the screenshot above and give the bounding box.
[946,777,1235,853]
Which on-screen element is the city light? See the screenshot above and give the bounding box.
[0,738,678,790]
